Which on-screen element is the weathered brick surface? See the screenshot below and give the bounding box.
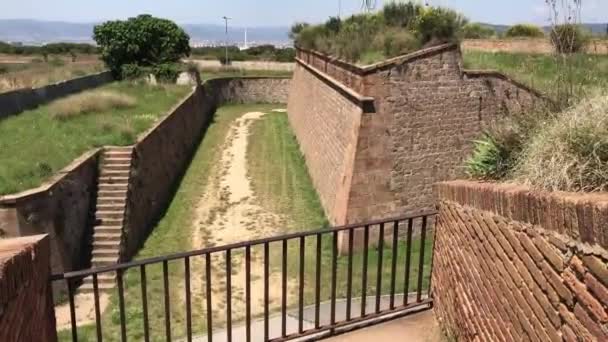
[433,181,608,341]
[287,63,365,225]
[0,235,57,342]
[292,45,548,228]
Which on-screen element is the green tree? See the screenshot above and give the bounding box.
[94,14,190,76]
[461,23,496,39]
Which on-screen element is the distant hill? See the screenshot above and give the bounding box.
[0,19,290,46]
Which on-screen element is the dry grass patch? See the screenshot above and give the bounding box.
[514,95,608,192]
[49,90,137,120]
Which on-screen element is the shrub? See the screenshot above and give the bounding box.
[325,17,342,34]
[49,90,137,120]
[415,7,468,44]
[152,63,181,82]
[121,64,149,80]
[550,24,588,54]
[461,23,496,39]
[94,14,190,76]
[373,29,420,58]
[514,96,608,192]
[505,24,545,38]
[382,2,422,28]
[467,133,513,180]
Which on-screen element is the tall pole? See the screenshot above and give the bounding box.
[222,16,232,65]
[338,0,342,19]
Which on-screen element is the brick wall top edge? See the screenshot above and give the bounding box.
[437,180,608,248]
[0,235,48,305]
[0,149,101,205]
[463,69,554,104]
[0,71,112,95]
[295,58,375,111]
[296,43,458,76]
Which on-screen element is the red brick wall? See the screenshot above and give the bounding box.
[0,235,57,342]
[291,45,548,227]
[287,62,366,225]
[433,181,608,341]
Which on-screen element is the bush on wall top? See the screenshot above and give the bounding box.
[94,14,191,78]
[291,2,467,64]
[504,24,545,38]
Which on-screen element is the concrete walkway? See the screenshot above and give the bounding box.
[192,294,434,341]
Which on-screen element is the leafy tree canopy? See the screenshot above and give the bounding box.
[94,14,190,75]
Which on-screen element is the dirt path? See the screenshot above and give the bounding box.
[190,110,295,323]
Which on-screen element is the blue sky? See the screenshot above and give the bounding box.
[1,0,607,26]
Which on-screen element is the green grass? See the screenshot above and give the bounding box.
[0,82,191,195]
[59,108,433,341]
[463,51,608,98]
[247,113,434,307]
[58,104,279,342]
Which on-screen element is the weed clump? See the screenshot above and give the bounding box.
[49,90,137,120]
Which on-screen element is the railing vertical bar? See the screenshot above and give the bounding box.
[117,270,127,342]
[140,265,150,342]
[67,279,78,342]
[163,260,172,342]
[330,230,338,326]
[403,218,413,306]
[361,225,369,317]
[226,249,232,342]
[245,246,252,342]
[314,234,322,328]
[264,242,270,342]
[281,239,288,337]
[185,257,192,342]
[205,253,213,342]
[92,273,103,342]
[375,223,385,313]
[389,220,399,310]
[298,236,305,334]
[428,216,438,304]
[346,228,354,321]
[417,216,428,303]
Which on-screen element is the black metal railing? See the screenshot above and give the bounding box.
[52,212,437,342]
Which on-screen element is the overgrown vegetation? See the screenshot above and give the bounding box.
[460,23,496,39]
[504,24,545,38]
[191,45,295,63]
[0,82,190,195]
[291,1,467,64]
[466,0,608,193]
[0,56,104,93]
[94,14,190,80]
[0,41,98,55]
[48,90,137,120]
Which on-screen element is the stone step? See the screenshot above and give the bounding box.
[92,249,120,258]
[93,240,121,250]
[82,273,117,286]
[97,197,126,205]
[92,256,120,267]
[106,146,133,152]
[104,164,131,171]
[99,176,129,185]
[98,189,128,196]
[98,183,128,191]
[97,203,126,211]
[80,281,116,293]
[100,170,130,177]
[96,211,124,220]
[105,151,132,158]
[96,217,123,227]
[93,225,122,234]
[104,157,131,164]
[93,232,122,242]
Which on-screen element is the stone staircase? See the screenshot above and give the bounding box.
[81,146,133,293]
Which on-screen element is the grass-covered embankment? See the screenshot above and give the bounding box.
[0,82,191,195]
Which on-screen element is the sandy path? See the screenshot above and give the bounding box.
[190,110,295,323]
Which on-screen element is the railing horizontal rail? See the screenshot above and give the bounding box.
[51,211,436,280]
[53,212,437,342]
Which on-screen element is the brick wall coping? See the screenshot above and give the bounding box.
[294,57,375,113]
[296,43,457,76]
[0,149,101,205]
[436,180,608,251]
[297,44,554,105]
[0,234,48,303]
